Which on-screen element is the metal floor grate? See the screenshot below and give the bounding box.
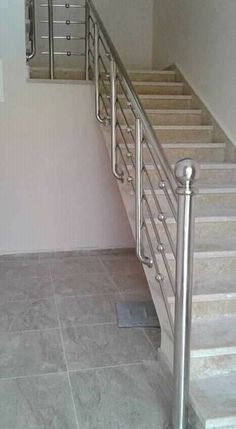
[116,301,160,328]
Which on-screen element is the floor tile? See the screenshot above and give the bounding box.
[0,259,51,280]
[143,328,161,350]
[111,271,149,294]
[0,276,54,302]
[62,324,155,370]
[0,329,66,378]
[120,288,153,302]
[53,272,118,297]
[0,298,58,332]
[0,373,78,429]
[57,293,121,327]
[100,254,144,275]
[70,362,169,429]
[50,256,105,278]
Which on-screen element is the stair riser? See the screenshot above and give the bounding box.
[119,144,225,164]
[156,257,236,290]
[199,168,236,186]
[148,221,236,250]
[169,298,236,320]
[147,192,236,212]
[135,167,236,187]
[164,333,236,380]
[191,354,236,380]
[131,84,183,96]
[128,72,177,82]
[117,97,192,110]
[154,128,213,143]
[117,110,202,126]
[114,83,184,96]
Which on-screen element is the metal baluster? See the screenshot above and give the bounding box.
[85,0,90,80]
[48,0,55,79]
[26,0,36,61]
[135,118,153,268]
[94,23,105,124]
[110,58,124,181]
[171,158,199,429]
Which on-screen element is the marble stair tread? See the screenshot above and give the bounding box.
[153,240,236,259]
[120,141,225,149]
[191,316,236,356]
[120,108,202,114]
[146,213,236,224]
[191,373,236,428]
[118,94,192,100]
[127,162,236,170]
[145,185,236,195]
[192,279,236,299]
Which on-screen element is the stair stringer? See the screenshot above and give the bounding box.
[101,126,175,369]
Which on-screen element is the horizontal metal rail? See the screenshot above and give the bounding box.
[40,19,85,24]
[40,3,85,8]
[41,51,85,56]
[41,35,85,40]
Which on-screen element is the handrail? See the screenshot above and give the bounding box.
[26,0,36,61]
[86,0,177,201]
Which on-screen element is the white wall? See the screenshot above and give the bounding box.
[0,0,133,255]
[94,0,154,69]
[153,0,236,144]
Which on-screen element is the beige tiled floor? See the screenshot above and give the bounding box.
[0,251,167,429]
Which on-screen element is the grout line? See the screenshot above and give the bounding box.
[0,371,68,382]
[97,257,125,299]
[50,267,81,429]
[68,359,157,373]
[0,360,159,382]
[0,321,119,335]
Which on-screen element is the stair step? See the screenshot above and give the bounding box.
[117,108,203,126]
[127,162,236,186]
[191,373,236,428]
[118,94,193,109]
[153,125,213,143]
[144,186,236,212]
[146,215,236,253]
[119,123,213,143]
[119,142,226,164]
[131,81,184,96]
[128,69,177,82]
[111,81,185,96]
[191,316,236,357]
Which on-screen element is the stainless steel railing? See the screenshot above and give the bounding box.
[26,0,36,61]
[27,1,88,79]
[85,1,199,428]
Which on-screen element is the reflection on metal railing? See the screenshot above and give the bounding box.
[26,0,36,61]
[85,1,199,428]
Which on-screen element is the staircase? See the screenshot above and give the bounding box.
[84,1,236,428]
[102,68,236,427]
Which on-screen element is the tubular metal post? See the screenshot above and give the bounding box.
[85,0,89,80]
[172,158,199,429]
[48,0,55,79]
[110,58,123,181]
[135,118,153,268]
[26,0,36,61]
[94,23,105,124]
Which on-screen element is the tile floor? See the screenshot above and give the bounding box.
[0,251,169,429]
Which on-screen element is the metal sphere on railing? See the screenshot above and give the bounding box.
[175,158,200,186]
